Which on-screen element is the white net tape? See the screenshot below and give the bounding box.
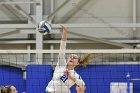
[0,49,140,53]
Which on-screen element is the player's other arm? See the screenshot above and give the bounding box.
[75,76,85,87]
[64,70,85,86]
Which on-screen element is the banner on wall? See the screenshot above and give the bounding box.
[110,82,133,93]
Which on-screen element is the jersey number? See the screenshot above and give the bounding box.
[60,74,68,83]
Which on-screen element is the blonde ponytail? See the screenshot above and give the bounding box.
[79,53,91,67]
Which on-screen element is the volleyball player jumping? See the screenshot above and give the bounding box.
[45,25,90,93]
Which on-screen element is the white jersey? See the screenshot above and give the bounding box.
[46,40,85,93]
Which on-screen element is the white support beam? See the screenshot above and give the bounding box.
[49,0,54,23]
[51,0,54,13]
[19,29,60,34]
[0,39,139,44]
[1,49,140,53]
[2,23,140,29]
[111,40,140,43]
[0,39,99,44]
[0,24,35,28]
[35,0,43,64]
[19,29,35,34]
[51,23,140,28]
[0,1,39,4]
[69,31,133,48]
[133,0,137,31]
[0,40,96,44]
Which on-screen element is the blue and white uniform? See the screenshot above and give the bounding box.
[46,40,85,93]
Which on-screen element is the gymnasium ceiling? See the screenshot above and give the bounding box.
[0,0,140,49]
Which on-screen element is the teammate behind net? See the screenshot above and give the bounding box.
[45,25,90,93]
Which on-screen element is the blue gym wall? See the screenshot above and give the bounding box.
[26,65,53,93]
[0,66,25,93]
[72,65,140,93]
[0,65,140,93]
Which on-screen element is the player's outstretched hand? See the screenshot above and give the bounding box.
[61,25,68,41]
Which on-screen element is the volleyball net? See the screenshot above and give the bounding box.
[0,49,140,93]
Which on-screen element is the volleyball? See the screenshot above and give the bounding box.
[37,20,52,35]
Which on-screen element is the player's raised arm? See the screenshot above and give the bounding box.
[57,25,68,66]
[60,25,68,48]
